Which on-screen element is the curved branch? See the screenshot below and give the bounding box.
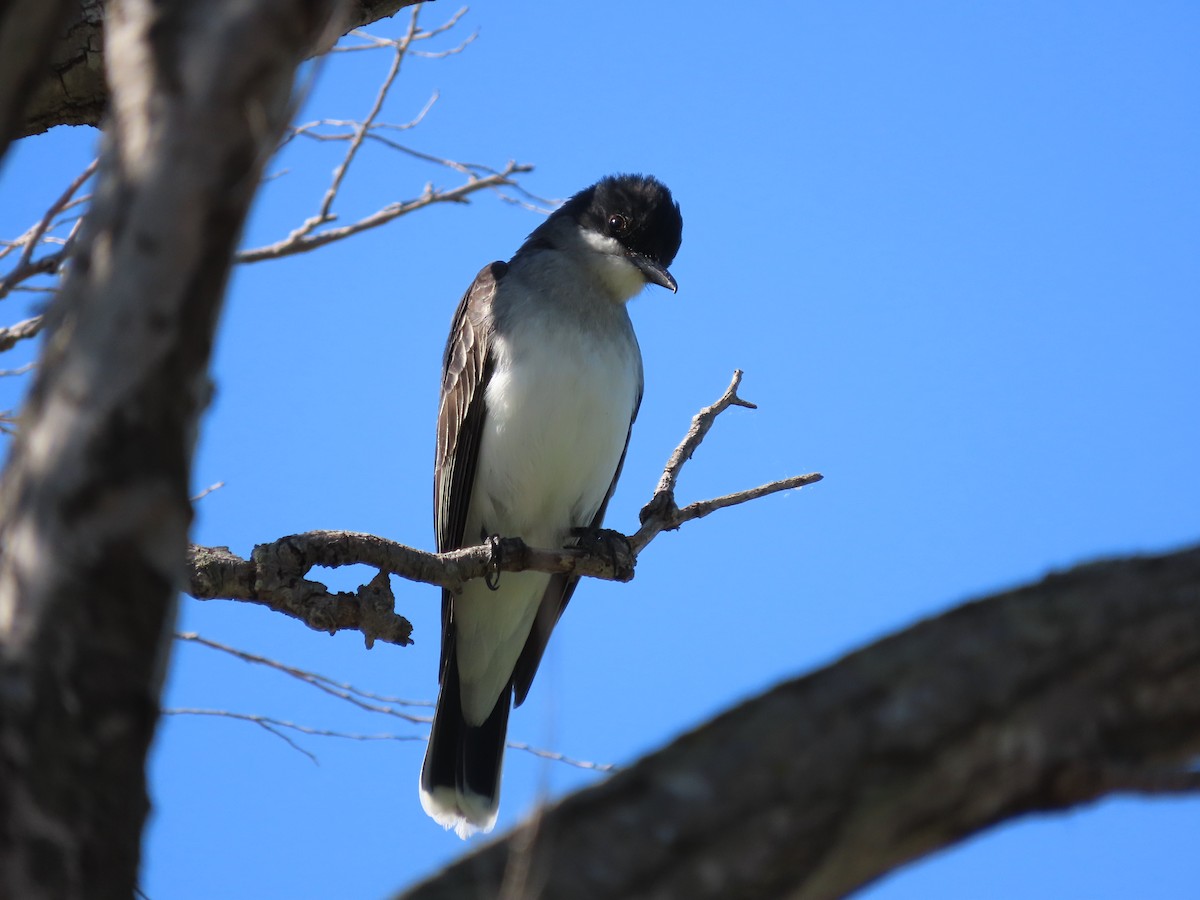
[397,544,1200,900]
[187,530,646,647]
[0,0,74,158]
[18,0,426,137]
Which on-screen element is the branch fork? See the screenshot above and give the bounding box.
[186,371,823,647]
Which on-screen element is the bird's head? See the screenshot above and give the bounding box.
[545,174,683,302]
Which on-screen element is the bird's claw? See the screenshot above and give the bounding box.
[567,526,635,580]
[484,533,503,591]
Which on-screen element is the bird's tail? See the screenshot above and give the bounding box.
[419,646,511,839]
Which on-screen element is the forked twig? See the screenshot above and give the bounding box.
[185,371,823,646]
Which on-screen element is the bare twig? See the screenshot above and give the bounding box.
[170,633,617,771]
[631,369,818,553]
[238,8,533,265]
[189,481,225,502]
[410,25,478,59]
[299,9,422,241]
[236,162,531,263]
[162,708,424,764]
[165,705,616,771]
[0,361,36,378]
[6,286,58,295]
[287,88,438,142]
[507,741,618,773]
[0,159,97,301]
[672,473,824,531]
[0,316,44,353]
[174,630,430,721]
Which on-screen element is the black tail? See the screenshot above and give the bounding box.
[419,644,512,837]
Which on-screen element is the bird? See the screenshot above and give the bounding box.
[420,174,683,838]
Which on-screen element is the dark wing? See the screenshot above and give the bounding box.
[434,261,505,676]
[511,384,643,707]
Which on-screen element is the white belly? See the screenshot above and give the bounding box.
[454,309,641,724]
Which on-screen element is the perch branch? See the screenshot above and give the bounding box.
[185,372,822,647]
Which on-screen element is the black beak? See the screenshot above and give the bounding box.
[630,253,678,293]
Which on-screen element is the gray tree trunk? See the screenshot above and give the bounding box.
[0,1,339,896]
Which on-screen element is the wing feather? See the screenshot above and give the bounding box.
[434,261,505,676]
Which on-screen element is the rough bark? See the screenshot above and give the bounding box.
[17,0,423,138]
[0,0,75,154]
[0,0,338,897]
[399,544,1200,900]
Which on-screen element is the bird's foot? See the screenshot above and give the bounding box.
[568,526,635,581]
[483,532,503,591]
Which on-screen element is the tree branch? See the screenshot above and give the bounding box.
[184,373,823,646]
[0,157,95,306]
[236,161,532,263]
[396,544,1200,900]
[18,0,426,138]
[169,631,619,772]
[0,317,46,354]
[0,0,74,159]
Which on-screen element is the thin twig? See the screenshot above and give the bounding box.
[250,8,532,264]
[631,370,795,554]
[0,159,97,301]
[507,741,618,773]
[0,317,44,354]
[163,708,426,763]
[674,473,824,530]
[311,8,420,236]
[0,361,36,378]
[660,370,755,501]
[164,706,616,772]
[174,631,431,720]
[410,28,478,59]
[236,164,530,263]
[190,481,226,502]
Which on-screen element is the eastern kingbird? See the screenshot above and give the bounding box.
[420,174,683,837]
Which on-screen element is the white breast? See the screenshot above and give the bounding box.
[468,296,640,546]
[453,270,642,724]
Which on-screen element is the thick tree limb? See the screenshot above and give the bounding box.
[184,373,823,646]
[397,544,1200,900]
[0,1,338,896]
[0,0,74,157]
[17,0,424,138]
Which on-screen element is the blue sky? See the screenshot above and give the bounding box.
[2,2,1198,897]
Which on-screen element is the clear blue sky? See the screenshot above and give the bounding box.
[2,2,1198,897]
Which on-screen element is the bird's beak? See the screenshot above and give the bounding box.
[631,253,678,293]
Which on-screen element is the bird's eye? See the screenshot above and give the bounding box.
[608,214,629,235]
